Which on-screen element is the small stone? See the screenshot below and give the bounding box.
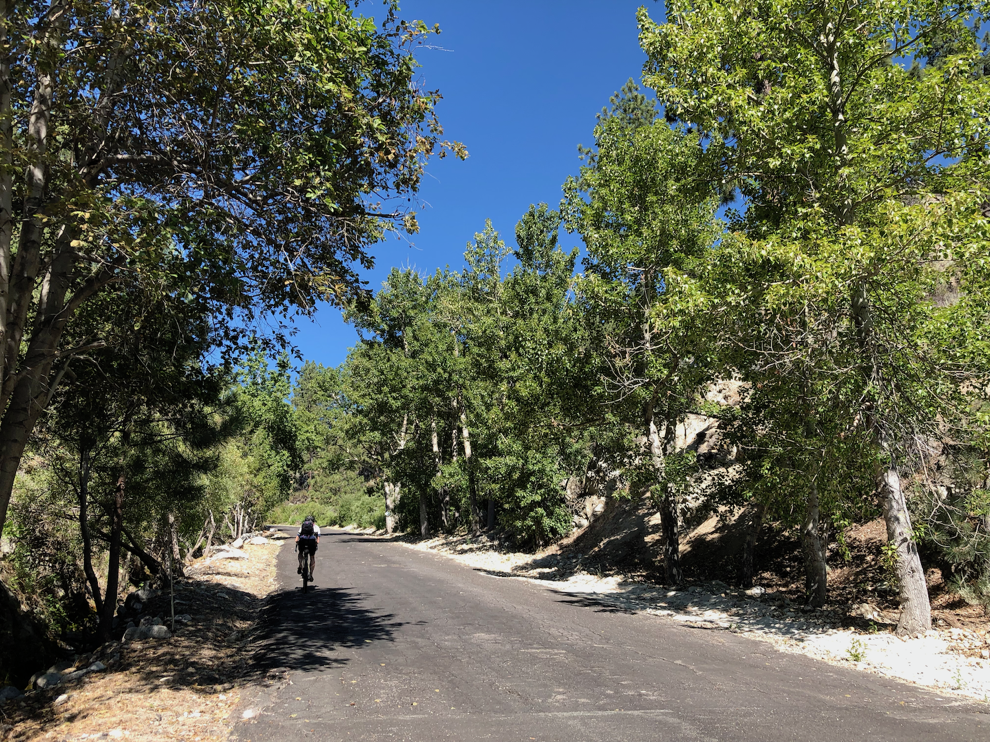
[745,586,766,597]
[241,708,258,719]
[148,625,172,640]
[248,536,268,545]
[136,587,158,602]
[231,537,244,549]
[88,661,107,672]
[174,614,192,624]
[48,660,74,674]
[53,693,69,706]
[131,601,143,613]
[108,729,124,738]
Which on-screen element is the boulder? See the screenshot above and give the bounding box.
[47,660,74,674]
[61,669,90,683]
[88,661,107,672]
[148,625,172,640]
[213,550,248,560]
[231,537,245,549]
[248,536,268,545]
[122,626,150,643]
[136,587,159,603]
[173,614,192,624]
[34,672,62,690]
[53,693,69,707]
[0,686,22,703]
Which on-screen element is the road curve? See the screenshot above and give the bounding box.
[234,529,988,742]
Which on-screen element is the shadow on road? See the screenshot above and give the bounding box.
[246,585,410,679]
[550,592,639,614]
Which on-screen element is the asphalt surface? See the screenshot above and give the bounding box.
[235,529,989,741]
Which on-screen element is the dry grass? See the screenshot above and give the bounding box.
[0,538,284,742]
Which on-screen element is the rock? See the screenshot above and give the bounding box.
[174,614,192,624]
[88,661,107,672]
[0,686,23,703]
[48,660,74,674]
[123,626,150,642]
[126,621,136,629]
[131,601,143,614]
[136,587,159,602]
[231,537,244,549]
[213,550,248,560]
[34,672,62,690]
[148,625,172,640]
[62,669,91,683]
[248,536,268,545]
[53,693,69,707]
[745,586,767,597]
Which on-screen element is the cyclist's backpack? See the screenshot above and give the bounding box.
[300,518,315,537]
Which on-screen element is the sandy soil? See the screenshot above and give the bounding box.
[0,536,284,742]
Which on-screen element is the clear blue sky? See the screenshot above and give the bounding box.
[289,1,663,369]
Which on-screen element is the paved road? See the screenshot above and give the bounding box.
[235,529,988,741]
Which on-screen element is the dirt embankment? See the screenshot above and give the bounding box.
[0,536,284,742]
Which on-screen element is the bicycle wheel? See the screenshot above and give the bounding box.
[302,562,310,593]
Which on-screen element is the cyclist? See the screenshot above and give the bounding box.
[295,515,320,578]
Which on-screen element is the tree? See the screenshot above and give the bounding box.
[640,0,990,630]
[564,83,720,584]
[232,347,303,522]
[36,280,231,640]
[0,0,464,536]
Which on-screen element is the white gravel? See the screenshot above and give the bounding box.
[392,532,990,703]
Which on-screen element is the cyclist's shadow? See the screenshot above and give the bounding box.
[249,583,406,676]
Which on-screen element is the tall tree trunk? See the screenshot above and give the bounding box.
[881,464,931,634]
[77,445,103,617]
[0,0,13,390]
[419,488,430,538]
[829,32,930,635]
[167,512,184,578]
[431,417,450,530]
[739,500,766,588]
[658,490,681,585]
[645,392,681,585]
[486,497,495,531]
[384,482,400,535]
[802,474,827,607]
[100,466,126,641]
[459,399,480,533]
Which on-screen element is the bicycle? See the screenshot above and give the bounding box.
[296,543,313,592]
